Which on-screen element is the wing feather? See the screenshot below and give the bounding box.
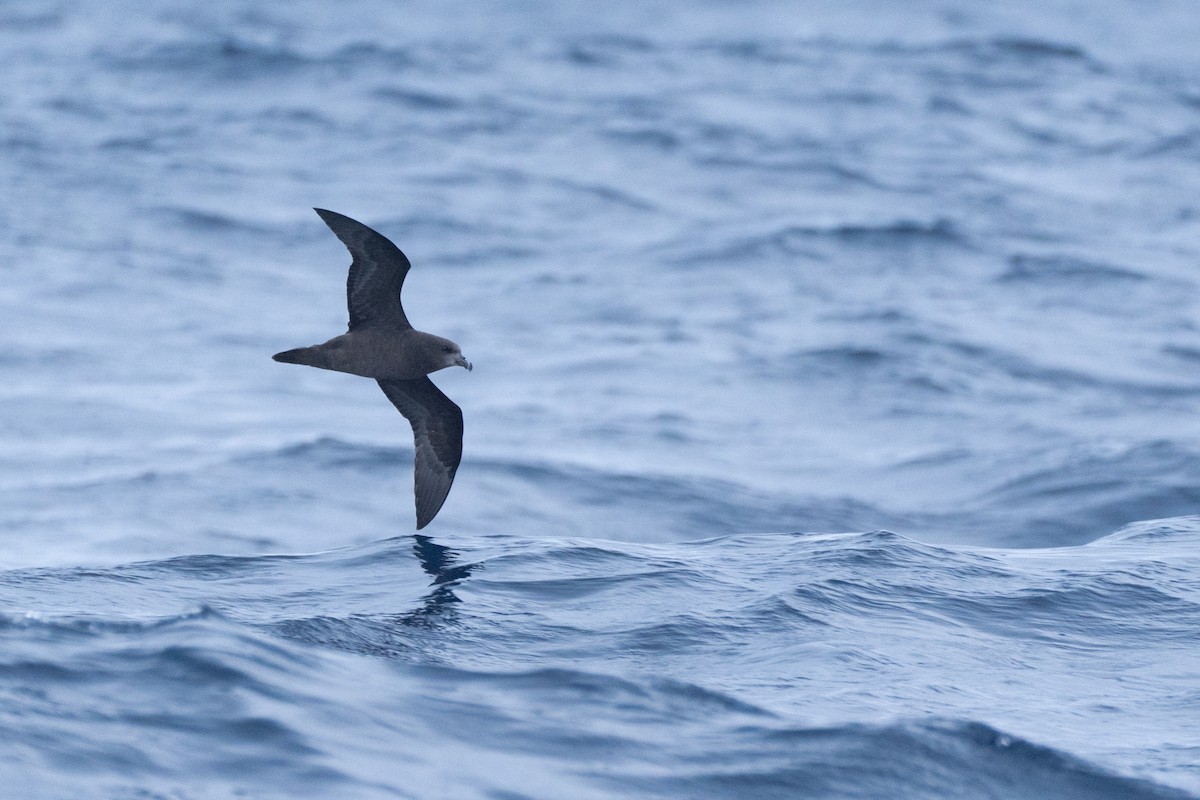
[377,377,464,529]
[314,208,412,331]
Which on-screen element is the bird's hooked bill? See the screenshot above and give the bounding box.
[456,355,473,371]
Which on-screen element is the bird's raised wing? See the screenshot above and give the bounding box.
[377,377,464,529]
[314,208,412,331]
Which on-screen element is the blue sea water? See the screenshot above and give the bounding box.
[2,0,1200,797]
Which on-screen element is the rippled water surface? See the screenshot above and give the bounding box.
[3,1,1200,797]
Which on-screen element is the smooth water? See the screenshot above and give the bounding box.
[2,1,1200,797]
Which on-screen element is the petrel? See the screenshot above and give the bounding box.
[273,209,472,529]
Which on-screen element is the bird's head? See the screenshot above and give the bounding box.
[433,337,472,372]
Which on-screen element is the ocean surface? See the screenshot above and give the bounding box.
[2,1,1200,797]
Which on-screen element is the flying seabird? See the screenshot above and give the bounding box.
[273,209,472,529]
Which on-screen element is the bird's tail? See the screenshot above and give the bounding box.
[272,347,321,367]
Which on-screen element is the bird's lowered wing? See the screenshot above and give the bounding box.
[377,377,464,529]
[314,208,412,331]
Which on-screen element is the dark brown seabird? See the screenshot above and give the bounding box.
[273,209,472,529]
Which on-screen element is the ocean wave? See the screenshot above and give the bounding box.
[1096,515,1200,545]
[622,718,1192,800]
[884,36,1095,65]
[15,431,1200,555]
[99,35,314,77]
[14,523,1194,657]
[94,33,509,81]
[705,35,1095,67]
[998,253,1150,284]
[971,441,1200,542]
[1,526,1197,797]
[668,218,966,266]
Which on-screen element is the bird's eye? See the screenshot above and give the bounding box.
[442,346,452,353]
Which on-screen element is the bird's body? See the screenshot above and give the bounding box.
[274,328,464,380]
[273,209,471,529]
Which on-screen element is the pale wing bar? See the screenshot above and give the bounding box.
[314,208,412,331]
[377,377,464,529]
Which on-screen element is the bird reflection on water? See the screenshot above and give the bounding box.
[407,534,476,621]
[268,535,477,654]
